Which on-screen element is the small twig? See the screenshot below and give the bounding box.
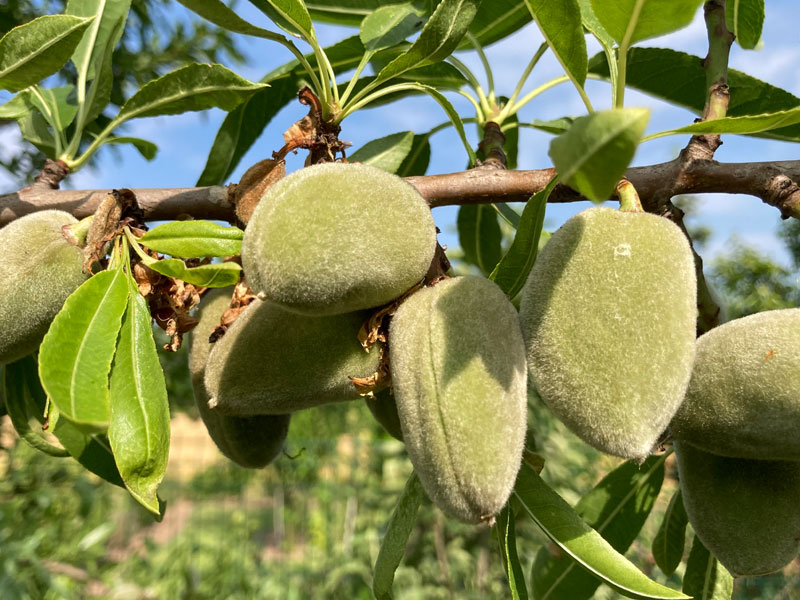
[476,121,507,169]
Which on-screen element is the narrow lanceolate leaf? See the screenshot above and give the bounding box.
[532,117,577,135]
[39,269,129,428]
[115,64,268,123]
[103,136,158,161]
[524,0,588,88]
[248,0,316,40]
[490,177,555,299]
[588,47,800,143]
[514,463,689,600]
[179,0,287,40]
[531,455,667,600]
[396,133,432,177]
[577,0,615,50]
[497,506,529,600]
[11,355,124,486]
[373,0,480,86]
[373,471,425,600]
[360,4,424,53]
[682,536,734,600]
[591,0,703,45]
[138,221,243,258]
[108,289,170,515]
[458,204,503,276]
[305,0,380,26]
[549,108,649,202]
[66,0,131,81]
[460,0,533,48]
[28,85,78,132]
[652,489,689,576]
[3,357,69,457]
[0,15,94,92]
[726,0,764,50]
[649,107,800,139]
[349,131,414,173]
[147,259,241,288]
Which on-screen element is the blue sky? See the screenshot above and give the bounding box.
[2,1,798,268]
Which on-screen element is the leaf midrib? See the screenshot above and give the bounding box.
[0,17,87,80]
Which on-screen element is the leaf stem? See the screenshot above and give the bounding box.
[615,0,647,108]
[497,42,548,124]
[466,32,494,98]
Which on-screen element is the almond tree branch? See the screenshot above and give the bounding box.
[3,158,800,227]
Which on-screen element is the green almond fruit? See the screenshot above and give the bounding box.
[519,206,697,461]
[390,276,528,524]
[675,440,800,577]
[204,297,381,415]
[0,210,89,365]
[671,308,800,460]
[365,388,403,441]
[190,290,290,468]
[242,162,437,316]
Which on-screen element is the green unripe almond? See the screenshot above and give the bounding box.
[390,276,528,524]
[242,162,437,316]
[520,207,697,461]
[365,388,403,441]
[190,290,290,468]
[204,297,381,415]
[675,440,800,577]
[0,210,89,364]
[671,308,800,460]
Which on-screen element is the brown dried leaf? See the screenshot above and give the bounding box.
[349,347,391,396]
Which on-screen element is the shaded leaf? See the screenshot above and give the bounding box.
[497,505,529,600]
[652,489,689,576]
[458,204,503,275]
[0,92,33,119]
[524,0,587,88]
[115,64,268,123]
[591,0,703,45]
[373,471,425,600]
[489,177,556,299]
[682,536,734,600]
[349,131,414,173]
[373,0,480,86]
[108,287,170,515]
[549,107,649,202]
[28,85,78,132]
[147,259,241,288]
[0,15,94,92]
[361,4,424,52]
[103,136,158,161]
[726,0,764,50]
[531,455,666,600]
[39,269,129,428]
[514,462,689,600]
[532,117,576,135]
[138,221,243,258]
[179,0,288,40]
[66,0,131,81]
[588,47,800,143]
[17,109,56,155]
[461,0,533,48]
[396,132,432,177]
[248,0,315,40]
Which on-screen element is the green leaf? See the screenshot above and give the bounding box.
[514,462,689,600]
[66,0,131,81]
[108,287,170,515]
[591,0,703,45]
[115,64,268,123]
[652,489,689,577]
[531,455,667,600]
[532,117,576,135]
[360,4,424,52]
[373,471,425,600]
[0,92,34,119]
[103,136,158,161]
[197,37,365,186]
[497,505,529,600]
[248,0,316,40]
[458,204,503,276]
[0,15,94,92]
[3,357,70,457]
[461,0,533,48]
[28,85,78,132]
[589,47,800,143]
[17,110,56,155]
[147,259,241,288]
[489,177,555,299]
[349,131,414,173]
[411,83,476,165]
[138,221,243,258]
[372,0,480,87]
[650,107,800,138]
[179,0,289,40]
[548,107,649,202]
[39,269,130,429]
[577,0,615,50]
[524,0,588,88]
[726,0,764,50]
[682,536,734,600]
[494,203,522,228]
[396,133,432,177]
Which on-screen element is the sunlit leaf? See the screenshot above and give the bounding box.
[349,131,414,173]
[591,0,703,45]
[138,221,243,258]
[147,259,242,288]
[726,0,764,50]
[524,0,587,88]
